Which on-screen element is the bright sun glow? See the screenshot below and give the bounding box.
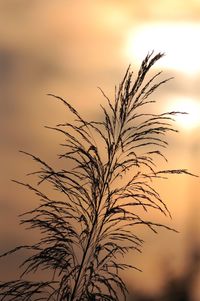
[166,97,200,130]
[125,23,200,75]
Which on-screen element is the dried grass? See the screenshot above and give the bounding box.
[0,52,195,301]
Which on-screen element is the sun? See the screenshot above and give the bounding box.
[124,23,200,130]
[166,97,200,130]
[124,23,200,75]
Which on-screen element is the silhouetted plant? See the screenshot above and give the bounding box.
[0,52,194,301]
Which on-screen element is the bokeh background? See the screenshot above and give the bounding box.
[0,1,199,300]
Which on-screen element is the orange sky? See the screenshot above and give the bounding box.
[0,0,199,299]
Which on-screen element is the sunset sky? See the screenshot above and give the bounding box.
[0,0,200,299]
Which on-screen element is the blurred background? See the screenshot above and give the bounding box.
[0,1,199,300]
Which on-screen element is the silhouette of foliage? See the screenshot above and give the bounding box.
[0,52,195,301]
[128,243,200,301]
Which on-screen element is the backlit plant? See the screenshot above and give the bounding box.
[0,52,194,301]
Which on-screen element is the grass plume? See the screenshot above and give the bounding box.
[0,52,195,301]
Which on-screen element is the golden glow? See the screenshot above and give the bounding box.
[125,23,200,75]
[166,97,200,130]
[102,7,127,28]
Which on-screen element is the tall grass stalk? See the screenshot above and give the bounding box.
[0,52,195,301]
